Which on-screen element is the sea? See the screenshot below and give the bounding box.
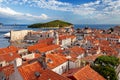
[0,24,119,48]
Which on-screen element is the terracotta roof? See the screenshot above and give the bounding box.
[0,46,18,54]
[38,45,60,53]
[27,43,48,52]
[100,45,118,56]
[69,35,76,40]
[0,52,21,62]
[0,64,14,78]
[46,53,67,69]
[62,68,81,77]
[32,52,67,69]
[38,69,70,80]
[81,54,103,62]
[73,65,106,80]
[38,38,54,45]
[18,62,70,80]
[70,46,85,54]
[59,35,76,40]
[99,40,109,46]
[64,46,85,61]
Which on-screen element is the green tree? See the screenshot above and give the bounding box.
[91,55,119,80]
[95,56,119,67]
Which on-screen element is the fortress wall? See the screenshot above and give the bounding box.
[10,30,33,42]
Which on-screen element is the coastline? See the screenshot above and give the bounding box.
[29,26,73,29]
[0,24,119,48]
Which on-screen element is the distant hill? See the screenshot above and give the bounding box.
[28,20,73,28]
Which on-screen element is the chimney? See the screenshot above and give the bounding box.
[37,53,47,69]
[97,46,101,54]
[34,72,40,78]
[47,58,53,64]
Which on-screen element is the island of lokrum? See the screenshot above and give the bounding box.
[28,20,73,28]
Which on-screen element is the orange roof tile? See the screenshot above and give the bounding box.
[38,45,60,53]
[81,54,103,62]
[28,43,48,52]
[0,64,14,77]
[62,68,81,77]
[46,53,67,69]
[59,35,76,40]
[0,46,18,54]
[70,46,85,54]
[73,65,106,80]
[25,52,67,69]
[65,46,85,61]
[18,62,70,80]
[38,69,70,80]
[0,52,21,62]
[100,45,118,56]
[38,38,54,45]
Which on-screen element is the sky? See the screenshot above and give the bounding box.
[0,0,120,24]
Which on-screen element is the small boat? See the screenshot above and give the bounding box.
[4,32,10,38]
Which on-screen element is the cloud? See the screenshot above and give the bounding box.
[0,6,49,21]
[0,0,120,24]
[3,0,120,16]
[0,0,3,3]
[1,0,72,11]
[72,0,120,23]
[32,0,72,11]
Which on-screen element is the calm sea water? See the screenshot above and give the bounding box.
[0,24,119,48]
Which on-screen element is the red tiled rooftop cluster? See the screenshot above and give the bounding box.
[38,45,60,53]
[0,64,14,78]
[59,35,76,40]
[0,46,20,62]
[62,65,105,80]
[46,53,67,69]
[82,54,103,62]
[73,65,106,80]
[70,46,85,54]
[0,46,18,54]
[28,43,48,52]
[0,52,21,62]
[38,38,54,45]
[18,62,70,80]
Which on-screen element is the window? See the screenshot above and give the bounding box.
[40,35,42,37]
[20,54,22,57]
[0,64,2,67]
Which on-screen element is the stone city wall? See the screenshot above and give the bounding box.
[10,30,33,42]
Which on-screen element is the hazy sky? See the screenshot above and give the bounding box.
[0,0,120,24]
